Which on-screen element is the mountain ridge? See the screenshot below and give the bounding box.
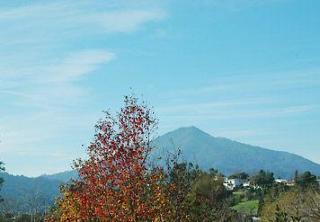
[172,126,318,162]
[152,126,320,178]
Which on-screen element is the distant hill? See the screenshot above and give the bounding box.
[0,170,78,213]
[0,172,61,213]
[153,126,320,178]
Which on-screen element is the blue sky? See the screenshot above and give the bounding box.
[0,0,319,176]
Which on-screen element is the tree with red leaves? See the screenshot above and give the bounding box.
[46,96,170,222]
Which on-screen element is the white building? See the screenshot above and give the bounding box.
[243,181,251,187]
[223,178,246,190]
[275,179,288,184]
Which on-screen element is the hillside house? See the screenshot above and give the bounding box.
[243,181,251,187]
[223,178,246,190]
[275,179,287,184]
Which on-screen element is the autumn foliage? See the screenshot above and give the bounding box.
[46,96,170,221]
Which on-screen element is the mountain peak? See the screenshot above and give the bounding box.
[154,127,320,178]
[171,126,211,136]
[158,126,214,144]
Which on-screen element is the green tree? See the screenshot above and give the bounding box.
[250,170,275,189]
[188,173,235,221]
[295,171,318,189]
[167,162,200,222]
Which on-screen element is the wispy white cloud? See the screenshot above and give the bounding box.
[47,50,115,83]
[0,49,114,110]
[0,1,166,49]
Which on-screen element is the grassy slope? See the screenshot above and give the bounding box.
[232,200,259,215]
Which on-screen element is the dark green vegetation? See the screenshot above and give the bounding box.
[153,126,320,178]
[156,162,245,221]
[250,170,275,189]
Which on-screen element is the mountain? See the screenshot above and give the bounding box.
[152,126,320,178]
